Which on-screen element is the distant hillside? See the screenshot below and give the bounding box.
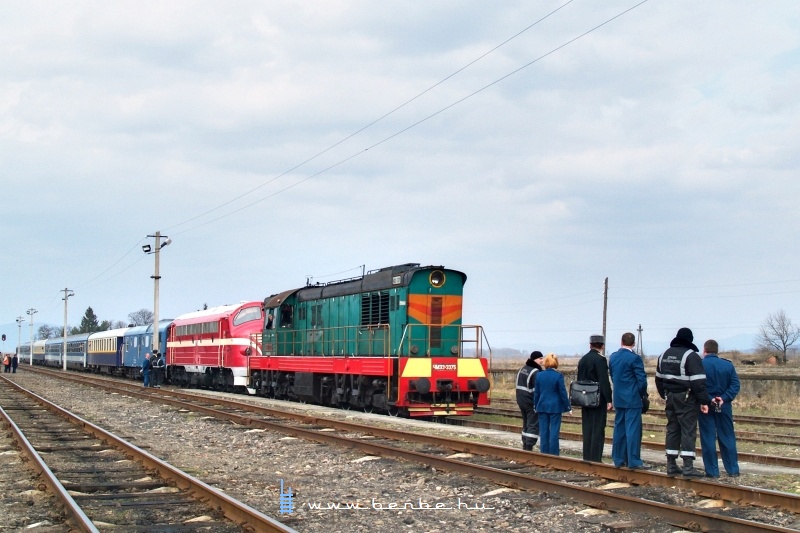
[491,333,759,359]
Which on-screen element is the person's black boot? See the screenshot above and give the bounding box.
[681,458,705,478]
[666,456,681,476]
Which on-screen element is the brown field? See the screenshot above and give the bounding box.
[488,351,800,418]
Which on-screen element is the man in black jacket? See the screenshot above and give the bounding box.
[151,351,166,388]
[516,351,544,451]
[656,327,711,477]
[576,334,613,462]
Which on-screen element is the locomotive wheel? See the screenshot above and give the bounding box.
[339,402,351,411]
[387,407,400,417]
[363,404,373,414]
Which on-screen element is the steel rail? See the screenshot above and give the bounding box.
[475,407,800,446]
[96,391,800,531]
[1,376,297,533]
[0,404,99,532]
[484,401,800,428]
[477,406,800,445]
[461,418,800,469]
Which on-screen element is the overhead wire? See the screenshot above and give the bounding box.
[41,1,663,325]
[170,0,651,235]
[163,0,578,234]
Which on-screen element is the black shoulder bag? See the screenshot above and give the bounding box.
[569,380,600,408]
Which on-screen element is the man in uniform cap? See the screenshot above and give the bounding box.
[656,327,712,477]
[576,334,613,462]
[516,351,544,451]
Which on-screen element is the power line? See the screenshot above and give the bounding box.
[36,1,653,320]
[164,1,578,235]
[168,0,650,235]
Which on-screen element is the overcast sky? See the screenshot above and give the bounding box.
[2,1,799,355]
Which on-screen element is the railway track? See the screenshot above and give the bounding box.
[0,375,296,532]
[487,398,800,428]
[475,405,800,448]
[17,368,800,532]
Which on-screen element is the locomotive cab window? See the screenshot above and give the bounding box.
[280,305,293,327]
[233,306,262,326]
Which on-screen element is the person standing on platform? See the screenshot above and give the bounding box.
[577,334,613,462]
[516,351,544,451]
[656,327,711,477]
[3,353,10,373]
[11,353,18,373]
[533,353,571,456]
[699,339,740,478]
[141,352,152,388]
[609,332,649,469]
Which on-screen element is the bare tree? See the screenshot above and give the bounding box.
[128,309,154,327]
[36,324,57,339]
[758,310,800,364]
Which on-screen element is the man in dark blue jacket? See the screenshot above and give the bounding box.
[698,339,740,478]
[142,353,153,388]
[656,327,712,477]
[609,332,649,469]
[516,351,543,451]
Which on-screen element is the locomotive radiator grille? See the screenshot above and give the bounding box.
[430,296,442,348]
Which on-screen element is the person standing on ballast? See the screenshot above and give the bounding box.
[576,334,613,462]
[656,327,712,477]
[516,351,544,451]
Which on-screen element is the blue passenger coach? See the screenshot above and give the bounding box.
[123,320,171,377]
[44,334,90,369]
[88,327,129,370]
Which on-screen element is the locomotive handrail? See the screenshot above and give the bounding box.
[394,324,491,359]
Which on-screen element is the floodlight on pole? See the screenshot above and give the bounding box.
[26,308,37,365]
[143,231,171,357]
[62,288,74,371]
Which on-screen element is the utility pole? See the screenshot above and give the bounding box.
[637,324,645,362]
[143,232,171,357]
[16,316,24,357]
[27,308,37,365]
[62,288,74,371]
[602,277,608,355]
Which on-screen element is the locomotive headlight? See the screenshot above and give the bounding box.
[429,270,445,288]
